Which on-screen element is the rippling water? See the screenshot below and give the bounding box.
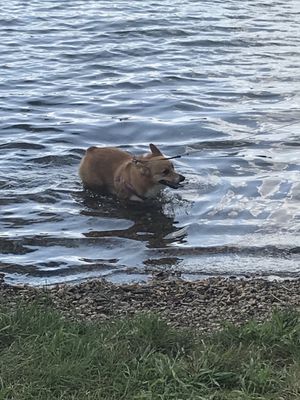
[1,0,300,285]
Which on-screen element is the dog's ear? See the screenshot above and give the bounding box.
[149,143,163,156]
[132,158,150,176]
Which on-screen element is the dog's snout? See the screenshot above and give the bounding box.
[179,175,185,182]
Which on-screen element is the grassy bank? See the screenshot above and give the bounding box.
[0,303,299,400]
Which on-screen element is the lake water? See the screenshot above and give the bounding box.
[1,0,299,285]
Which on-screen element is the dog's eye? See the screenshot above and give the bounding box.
[162,168,170,175]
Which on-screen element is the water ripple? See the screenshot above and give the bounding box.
[0,0,300,284]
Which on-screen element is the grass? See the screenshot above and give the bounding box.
[0,303,299,399]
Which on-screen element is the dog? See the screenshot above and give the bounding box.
[79,143,185,201]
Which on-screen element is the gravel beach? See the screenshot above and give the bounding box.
[1,274,300,333]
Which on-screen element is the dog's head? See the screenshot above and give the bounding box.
[133,144,185,189]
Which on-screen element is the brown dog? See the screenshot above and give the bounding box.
[79,143,185,201]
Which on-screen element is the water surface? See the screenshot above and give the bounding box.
[1,0,300,285]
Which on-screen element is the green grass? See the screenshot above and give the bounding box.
[0,303,300,400]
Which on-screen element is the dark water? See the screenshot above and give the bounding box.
[1,0,299,285]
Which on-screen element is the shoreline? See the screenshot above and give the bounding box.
[1,274,300,332]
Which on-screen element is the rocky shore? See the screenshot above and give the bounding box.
[1,274,300,333]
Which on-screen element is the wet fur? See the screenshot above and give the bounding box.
[79,144,185,201]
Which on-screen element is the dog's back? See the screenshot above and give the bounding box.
[79,146,131,191]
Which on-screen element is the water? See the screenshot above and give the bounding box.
[1,0,299,285]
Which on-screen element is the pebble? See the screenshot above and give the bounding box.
[1,276,300,333]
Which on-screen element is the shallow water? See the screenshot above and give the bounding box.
[1,0,300,285]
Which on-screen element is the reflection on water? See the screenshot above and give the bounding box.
[77,191,183,250]
[0,0,299,285]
